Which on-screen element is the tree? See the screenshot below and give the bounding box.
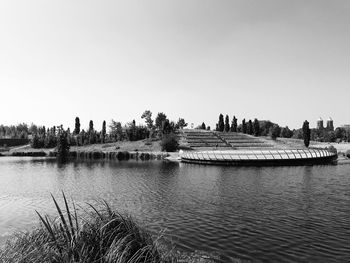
[201,122,206,130]
[242,119,247,134]
[57,128,70,162]
[101,120,106,143]
[162,119,175,135]
[253,119,260,136]
[302,120,311,147]
[109,120,123,141]
[292,128,303,139]
[335,127,346,141]
[176,118,187,129]
[218,114,224,132]
[155,112,168,130]
[247,120,253,135]
[89,120,94,133]
[224,115,230,132]
[259,120,274,136]
[29,123,38,135]
[74,117,80,135]
[230,116,237,132]
[88,120,95,144]
[269,124,281,140]
[141,110,154,130]
[280,126,293,138]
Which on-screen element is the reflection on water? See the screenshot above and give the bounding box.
[1,157,350,262]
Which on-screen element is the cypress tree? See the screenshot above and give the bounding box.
[74,117,80,135]
[89,120,94,133]
[224,115,230,132]
[247,120,253,135]
[230,116,237,132]
[201,122,206,130]
[102,120,106,143]
[219,114,225,132]
[88,120,95,144]
[302,120,311,147]
[242,119,247,134]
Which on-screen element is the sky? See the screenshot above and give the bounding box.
[1,0,349,130]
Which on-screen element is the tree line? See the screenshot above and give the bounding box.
[19,110,187,149]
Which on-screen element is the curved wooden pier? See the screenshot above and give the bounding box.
[180,149,337,166]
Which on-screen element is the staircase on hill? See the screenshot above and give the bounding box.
[216,132,274,150]
[182,130,230,149]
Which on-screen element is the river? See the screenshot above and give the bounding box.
[0,157,350,262]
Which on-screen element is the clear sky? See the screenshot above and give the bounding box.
[1,0,349,130]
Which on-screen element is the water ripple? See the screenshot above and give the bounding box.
[1,158,350,262]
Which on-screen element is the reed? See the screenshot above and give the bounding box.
[0,193,175,263]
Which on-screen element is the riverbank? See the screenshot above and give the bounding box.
[1,140,174,161]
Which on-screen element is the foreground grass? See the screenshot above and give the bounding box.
[0,193,173,263]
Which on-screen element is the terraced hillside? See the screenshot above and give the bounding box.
[181,129,231,149]
[181,129,275,150]
[216,132,274,150]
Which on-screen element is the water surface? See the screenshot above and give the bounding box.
[1,157,350,262]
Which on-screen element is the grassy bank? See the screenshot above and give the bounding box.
[0,194,215,263]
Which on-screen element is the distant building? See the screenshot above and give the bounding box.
[316,117,324,130]
[326,117,334,131]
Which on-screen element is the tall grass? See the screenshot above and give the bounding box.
[0,193,173,263]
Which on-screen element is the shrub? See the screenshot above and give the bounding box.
[161,133,179,152]
[345,150,350,158]
[0,193,165,263]
[326,145,337,154]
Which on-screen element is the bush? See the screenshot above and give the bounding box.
[0,193,165,263]
[326,145,337,154]
[346,150,350,158]
[161,133,179,152]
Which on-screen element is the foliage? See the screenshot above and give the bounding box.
[175,118,187,129]
[247,120,253,135]
[0,123,29,139]
[125,124,149,141]
[259,120,274,136]
[109,120,124,141]
[155,112,168,130]
[253,119,260,136]
[241,119,247,134]
[89,120,94,133]
[0,193,167,263]
[74,117,80,135]
[141,110,154,130]
[101,120,106,143]
[161,120,175,135]
[230,116,237,132]
[302,120,311,147]
[280,126,293,138]
[201,122,206,130]
[161,133,179,152]
[31,134,44,148]
[57,128,70,162]
[269,124,281,140]
[217,114,224,132]
[224,115,230,132]
[346,150,350,159]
